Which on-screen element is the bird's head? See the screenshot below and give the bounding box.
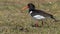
[21,3,35,11]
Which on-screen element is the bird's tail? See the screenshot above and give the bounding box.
[50,15,59,22]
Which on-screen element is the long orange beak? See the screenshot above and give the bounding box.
[21,6,28,11]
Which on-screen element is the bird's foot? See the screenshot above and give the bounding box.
[32,24,40,27]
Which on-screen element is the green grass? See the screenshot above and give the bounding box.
[0,0,60,34]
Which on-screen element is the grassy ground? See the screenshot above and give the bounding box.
[0,0,60,34]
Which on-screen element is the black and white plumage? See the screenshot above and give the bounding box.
[22,3,57,27]
[28,3,56,21]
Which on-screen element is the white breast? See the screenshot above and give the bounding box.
[33,15,45,19]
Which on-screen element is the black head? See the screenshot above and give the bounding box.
[21,3,35,11]
[27,3,35,10]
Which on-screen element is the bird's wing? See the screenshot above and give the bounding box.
[34,10,53,17]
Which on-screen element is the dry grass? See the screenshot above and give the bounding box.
[0,0,60,34]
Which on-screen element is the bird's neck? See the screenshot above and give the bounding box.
[29,8,35,11]
[29,9,35,13]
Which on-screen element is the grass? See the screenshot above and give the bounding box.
[0,0,60,34]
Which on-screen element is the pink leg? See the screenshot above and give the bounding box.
[42,21,43,26]
[41,20,44,26]
[35,20,39,27]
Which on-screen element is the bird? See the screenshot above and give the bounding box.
[21,3,58,27]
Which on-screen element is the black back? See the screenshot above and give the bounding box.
[31,10,52,17]
[27,3,57,21]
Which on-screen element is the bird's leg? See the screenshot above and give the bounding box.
[42,21,44,26]
[42,21,43,26]
[31,20,39,27]
[41,20,44,26]
[35,20,39,27]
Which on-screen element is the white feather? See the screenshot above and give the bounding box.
[29,11,32,14]
[33,15,45,19]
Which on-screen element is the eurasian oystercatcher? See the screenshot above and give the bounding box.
[21,3,57,27]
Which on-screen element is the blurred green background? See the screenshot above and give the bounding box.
[0,0,60,34]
